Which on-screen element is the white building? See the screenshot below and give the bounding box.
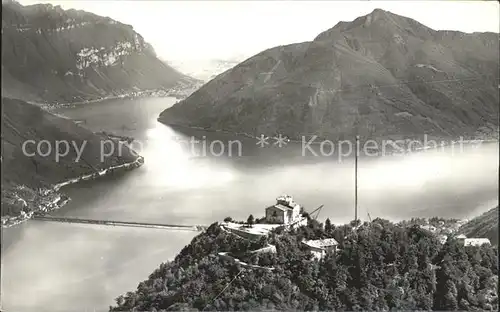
[438,234,448,245]
[250,245,277,254]
[463,238,491,247]
[302,238,339,260]
[456,234,467,244]
[455,234,491,247]
[421,225,437,233]
[265,195,301,224]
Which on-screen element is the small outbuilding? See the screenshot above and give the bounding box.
[302,238,339,259]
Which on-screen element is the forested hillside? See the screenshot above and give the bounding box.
[111,218,498,311]
[1,97,139,221]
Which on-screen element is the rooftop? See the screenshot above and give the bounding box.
[276,195,293,201]
[303,238,339,249]
[276,195,300,208]
[421,225,436,230]
[270,204,294,211]
[222,221,282,236]
[464,238,491,246]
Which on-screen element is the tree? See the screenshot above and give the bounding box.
[247,214,254,227]
[224,217,232,222]
[111,218,499,312]
[350,219,361,228]
[434,257,459,310]
[115,295,125,306]
[325,218,333,233]
[258,235,268,246]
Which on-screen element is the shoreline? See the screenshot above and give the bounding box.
[163,122,260,140]
[26,83,202,111]
[1,156,145,229]
[53,155,144,191]
[2,96,150,230]
[41,90,185,111]
[160,122,498,154]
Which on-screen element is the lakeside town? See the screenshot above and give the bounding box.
[39,81,203,111]
[1,155,144,228]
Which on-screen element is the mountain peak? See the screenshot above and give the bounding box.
[363,8,406,28]
[363,8,390,26]
[369,8,389,16]
[159,9,498,143]
[314,8,435,42]
[365,8,417,25]
[314,9,396,41]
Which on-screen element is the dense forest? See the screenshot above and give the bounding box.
[110,217,498,311]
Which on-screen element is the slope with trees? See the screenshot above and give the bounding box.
[110,217,498,311]
[1,97,140,223]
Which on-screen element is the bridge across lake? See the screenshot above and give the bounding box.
[32,215,208,232]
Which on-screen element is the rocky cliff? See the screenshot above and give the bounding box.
[1,0,194,104]
[159,9,499,142]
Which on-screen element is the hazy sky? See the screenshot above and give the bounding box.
[19,1,500,61]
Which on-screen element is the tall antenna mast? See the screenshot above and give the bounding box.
[354,135,359,224]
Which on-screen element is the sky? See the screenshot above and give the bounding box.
[18,0,500,62]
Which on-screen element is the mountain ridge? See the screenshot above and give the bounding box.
[1,0,195,104]
[159,8,499,142]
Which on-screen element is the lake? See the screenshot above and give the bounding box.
[1,96,498,311]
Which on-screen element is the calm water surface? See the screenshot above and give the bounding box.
[1,97,498,311]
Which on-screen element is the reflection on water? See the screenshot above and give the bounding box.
[1,222,195,312]
[142,125,236,189]
[361,146,499,192]
[1,97,498,311]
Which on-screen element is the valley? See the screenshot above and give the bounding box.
[1,2,498,311]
